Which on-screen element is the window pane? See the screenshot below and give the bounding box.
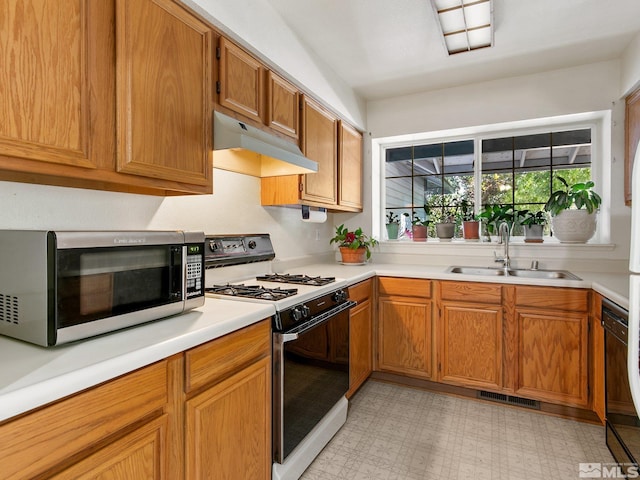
[482,137,512,173]
[481,172,512,205]
[443,140,474,174]
[514,170,551,205]
[414,144,442,175]
[385,147,413,176]
[385,177,412,208]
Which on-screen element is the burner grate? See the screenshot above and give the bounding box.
[206,284,298,301]
[256,274,335,286]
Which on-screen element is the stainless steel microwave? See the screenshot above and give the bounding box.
[0,230,205,346]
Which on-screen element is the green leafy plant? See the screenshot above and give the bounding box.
[520,209,547,226]
[544,176,602,216]
[478,204,515,235]
[458,197,476,222]
[409,204,431,226]
[386,210,399,224]
[329,224,378,259]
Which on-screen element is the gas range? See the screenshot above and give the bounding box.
[203,234,349,321]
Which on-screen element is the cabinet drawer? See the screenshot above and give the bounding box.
[185,319,271,393]
[516,286,589,312]
[440,281,502,304]
[349,278,373,304]
[0,360,168,480]
[378,277,431,298]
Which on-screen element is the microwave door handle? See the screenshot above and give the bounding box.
[170,246,183,301]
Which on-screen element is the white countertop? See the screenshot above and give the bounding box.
[0,262,629,423]
[0,298,275,423]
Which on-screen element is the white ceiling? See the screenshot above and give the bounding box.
[264,0,640,100]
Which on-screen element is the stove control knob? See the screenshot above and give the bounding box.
[290,307,304,322]
[301,305,311,318]
[332,290,347,303]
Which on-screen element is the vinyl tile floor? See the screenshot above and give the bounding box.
[300,380,615,480]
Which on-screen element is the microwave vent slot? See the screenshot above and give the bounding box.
[0,294,19,325]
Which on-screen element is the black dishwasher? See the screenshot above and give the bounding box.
[603,297,640,474]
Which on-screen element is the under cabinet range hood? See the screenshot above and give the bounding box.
[212,111,318,177]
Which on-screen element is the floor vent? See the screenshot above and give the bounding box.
[477,390,540,410]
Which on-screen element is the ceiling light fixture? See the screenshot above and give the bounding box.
[431,0,493,55]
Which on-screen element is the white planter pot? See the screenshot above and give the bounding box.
[551,210,597,243]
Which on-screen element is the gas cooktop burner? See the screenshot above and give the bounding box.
[255,273,335,286]
[206,284,298,301]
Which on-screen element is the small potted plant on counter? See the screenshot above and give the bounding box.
[330,224,378,263]
[409,205,430,241]
[521,210,547,243]
[478,204,515,242]
[544,176,602,243]
[385,211,400,240]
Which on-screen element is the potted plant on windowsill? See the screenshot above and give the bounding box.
[408,205,430,241]
[385,211,400,240]
[458,198,479,241]
[520,210,547,243]
[330,224,378,263]
[478,205,515,242]
[544,177,602,243]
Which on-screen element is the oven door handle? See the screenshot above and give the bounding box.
[277,300,356,343]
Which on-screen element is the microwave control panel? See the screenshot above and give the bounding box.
[185,242,204,298]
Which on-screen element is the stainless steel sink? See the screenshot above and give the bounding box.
[447,266,582,281]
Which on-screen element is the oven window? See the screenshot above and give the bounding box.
[282,311,349,460]
[56,245,181,327]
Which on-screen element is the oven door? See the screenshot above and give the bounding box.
[603,301,640,471]
[273,301,354,464]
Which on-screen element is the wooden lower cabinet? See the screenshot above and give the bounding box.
[0,359,174,480]
[591,292,605,422]
[52,415,169,480]
[348,279,373,397]
[0,319,272,480]
[376,277,434,379]
[184,319,272,480]
[514,286,589,407]
[185,357,271,480]
[438,281,503,390]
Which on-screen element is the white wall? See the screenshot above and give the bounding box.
[622,32,640,96]
[0,170,335,261]
[362,60,632,271]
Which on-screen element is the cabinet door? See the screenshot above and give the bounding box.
[186,357,271,480]
[440,302,503,390]
[338,121,363,210]
[0,1,107,170]
[116,0,212,187]
[377,296,433,379]
[590,293,605,422]
[516,309,589,407]
[218,37,264,123]
[300,95,338,206]
[348,299,372,397]
[266,71,299,139]
[51,416,168,480]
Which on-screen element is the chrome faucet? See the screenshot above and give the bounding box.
[494,222,511,272]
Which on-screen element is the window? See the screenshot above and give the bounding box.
[383,127,593,239]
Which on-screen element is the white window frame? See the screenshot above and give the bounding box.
[372,111,611,244]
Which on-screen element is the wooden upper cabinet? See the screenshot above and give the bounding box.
[625,87,640,206]
[300,95,338,206]
[217,37,264,123]
[0,1,106,170]
[338,121,363,210]
[116,0,212,187]
[266,71,299,140]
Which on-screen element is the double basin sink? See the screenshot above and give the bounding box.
[447,266,582,281]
